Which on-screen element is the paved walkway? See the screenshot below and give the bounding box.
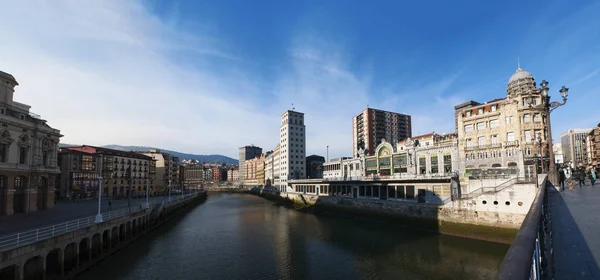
[550,181,600,279]
[0,196,168,236]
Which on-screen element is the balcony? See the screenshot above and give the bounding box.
[465,143,502,151]
[504,141,520,148]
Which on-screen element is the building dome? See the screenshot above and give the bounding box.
[508,67,533,84]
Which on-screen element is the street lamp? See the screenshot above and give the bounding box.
[144,178,150,209]
[95,155,104,223]
[539,80,569,185]
[168,179,171,202]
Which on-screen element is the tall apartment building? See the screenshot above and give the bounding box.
[352,108,411,157]
[455,66,552,177]
[560,128,591,167]
[238,145,262,182]
[57,148,101,199]
[227,167,239,181]
[180,163,204,190]
[278,110,306,192]
[0,70,62,216]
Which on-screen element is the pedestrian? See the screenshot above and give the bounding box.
[108,201,112,212]
[591,168,597,186]
[559,168,566,191]
[579,170,586,187]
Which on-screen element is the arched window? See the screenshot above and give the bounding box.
[14,176,27,189]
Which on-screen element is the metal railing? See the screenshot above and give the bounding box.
[461,177,518,200]
[496,176,552,280]
[0,192,199,252]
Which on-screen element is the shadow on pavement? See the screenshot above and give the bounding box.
[549,184,600,279]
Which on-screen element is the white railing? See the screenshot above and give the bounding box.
[0,192,198,252]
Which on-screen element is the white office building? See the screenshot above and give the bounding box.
[278,110,306,192]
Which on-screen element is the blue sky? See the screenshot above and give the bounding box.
[1,0,599,159]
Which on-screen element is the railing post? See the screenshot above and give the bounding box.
[52,225,55,236]
[36,229,39,241]
[16,233,20,246]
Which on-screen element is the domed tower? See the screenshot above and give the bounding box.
[506,66,536,97]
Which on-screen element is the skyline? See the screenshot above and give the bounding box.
[1,0,599,159]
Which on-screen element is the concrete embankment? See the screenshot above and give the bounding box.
[248,190,517,244]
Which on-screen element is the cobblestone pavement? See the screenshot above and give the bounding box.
[0,196,169,236]
[550,182,600,279]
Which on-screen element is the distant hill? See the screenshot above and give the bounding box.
[59,143,237,165]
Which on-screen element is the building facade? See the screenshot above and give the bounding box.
[279,110,306,192]
[582,124,600,168]
[180,164,204,190]
[141,149,179,194]
[238,145,262,182]
[227,166,239,181]
[352,108,412,157]
[323,157,364,179]
[561,128,591,167]
[0,70,62,216]
[455,66,553,177]
[212,167,226,183]
[306,155,325,179]
[57,148,101,200]
[66,146,153,198]
[264,144,280,189]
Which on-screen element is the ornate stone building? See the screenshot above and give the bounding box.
[0,70,62,216]
[455,66,551,177]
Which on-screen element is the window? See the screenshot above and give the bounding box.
[43,151,48,166]
[430,155,438,174]
[525,130,532,142]
[523,114,530,123]
[533,113,541,122]
[534,130,542,140]
[507,132,515,142]
[0,143,6,162]
[478,136,485,146]
[491,135,499,144]
[476,122,486,130]
[406,186,415,199]
[443,155,452,173]
[396,186,405,199]
[491,105,497,112]
[465,111,471,117]
[505,116,513,124]
[19,147,27,164]
[478,108,483,115]
[489,119,499,128]
[466,139,473,147]
[464,124,474,132]
[419,157,426,174]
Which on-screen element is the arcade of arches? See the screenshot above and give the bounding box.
[0,173,55,216]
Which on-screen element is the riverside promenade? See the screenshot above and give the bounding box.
[0,196,167,235]
[550,181,600,279]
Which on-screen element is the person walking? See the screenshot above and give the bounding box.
[591,168,597,186]
[559,168,566,191]
[579,169,586,187]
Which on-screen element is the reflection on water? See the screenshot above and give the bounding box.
[78,193,508,280]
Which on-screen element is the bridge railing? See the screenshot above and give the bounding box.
[496,175,553,280]
[0,192,199,252]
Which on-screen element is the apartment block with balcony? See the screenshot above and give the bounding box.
[582,124,600,168]
[141,149,179,193]
[561,128,592,167]
[67,146,153,198]
[0,70,62,216]
[180,163,204,190]
[352,108,412,157]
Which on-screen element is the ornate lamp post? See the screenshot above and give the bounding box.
[539,80,569,185]
[95,155,104,223]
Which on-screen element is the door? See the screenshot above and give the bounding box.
[418,189,426,203]
[352,187,358,198]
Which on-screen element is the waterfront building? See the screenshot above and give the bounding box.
[66,146,153,198]
[238,145,262,182]
[227,166,239,181]
[306,155,325,179]
[0,70,62,216]
[323,157,364,179]
[352,107,412,157]
[243,153,267,186]
[582,124,600,168]
[455,66,553,177]
[141,149,179,194]
[561,128,592,167]
[180,163,204,190]
[264,144,280,189]
[57,148,101,200]
[278,110,306,192]
[203,167,213,182]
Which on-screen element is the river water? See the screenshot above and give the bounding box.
[78,193,508,280]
